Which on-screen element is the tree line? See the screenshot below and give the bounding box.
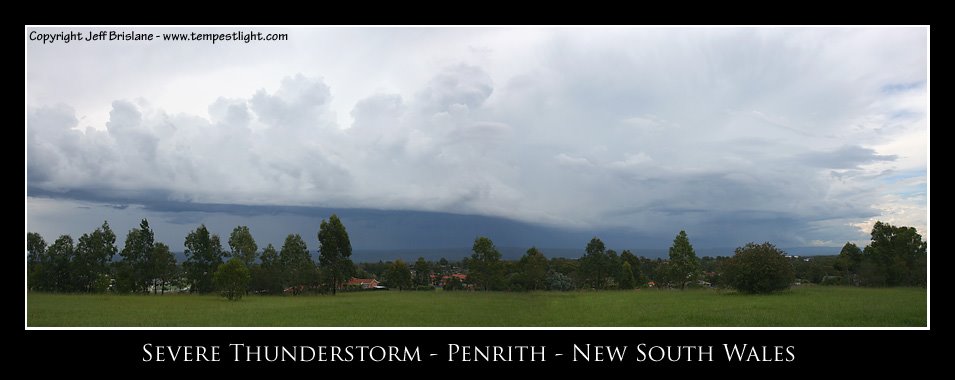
[27,214,354,300]
[26,217,925,298]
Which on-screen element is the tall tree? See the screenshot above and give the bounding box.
[38,235,73,292]
[27,232,47,291]
[317,214,353,295]
[73,221,117,293]
[619,261,636,289]
[862,221,927,286]
[183,224,225,293]
[385,259,412,291]
[520,247,548,290]
[44,235,74,292]
[579,237,610,289]
[668,230,700,289]
[148,242,178,295]
[251,243,283,294]
[413,257,432,287]
[228,226,258,268]
[606,249,622,287]
[260,243,279,268]
[620,250,643,285]
[118,219,155,293]
[468,236,504,291]
[280,234,315,290]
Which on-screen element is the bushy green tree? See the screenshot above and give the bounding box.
[468,236,504,291]
[41,235,74,292]
[228,226,258,268]
[835,242,863,285]
[547,271,575,291]
[71,222,117,292]
[386,259,412,291]
[722,242,794,294]
[862,221,927,286]
[215,258,251,301]
[27,232,47,290]
[280,234,315,291]
[579,237,610,289]
[148,242,178,294]
[520,247,548,290]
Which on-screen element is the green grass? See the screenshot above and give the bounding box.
[27,286,926,327]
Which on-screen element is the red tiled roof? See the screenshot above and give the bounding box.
[346,278,378,286]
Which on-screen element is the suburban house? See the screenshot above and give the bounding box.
[436,273,469,287]
[345,278,380,289]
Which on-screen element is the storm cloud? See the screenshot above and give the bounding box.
[26,27,927,250]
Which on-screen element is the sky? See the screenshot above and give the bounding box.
[26,27,928,255]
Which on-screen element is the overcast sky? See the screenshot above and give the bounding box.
[26,27,928,253]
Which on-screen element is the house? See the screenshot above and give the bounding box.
[439,273,467,285]
[345,278,380,289]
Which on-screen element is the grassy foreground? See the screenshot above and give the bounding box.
[27,286,925,327]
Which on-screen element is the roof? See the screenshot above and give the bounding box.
[345,278,379,286]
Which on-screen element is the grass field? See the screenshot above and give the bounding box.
[27,286,926,327]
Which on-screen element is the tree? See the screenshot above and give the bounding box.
[619,261,636,289]
[862,221,927,286]
[468,236,504,291]
[835,242,863,285]
[73,221,117,293]
[251,243,283,294]
[722,242,794,294]
[214,258,251,301]
[620,250,643,285]
[41,235,74,292]
[280,234,315,291]
[117,219,155,293]
[386,259,413,291]
[413,257,432,286]
[148,243,178,295]
[520,247,548,290]
[668,230,701,289]
[183,224,225,293]
[443,275,464,291]
[27,232,47,290]
[228,226,258,268]
[260,243,279,268]
[318,214,353,295]
[547,271,575,291]
[579,237,611,289]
